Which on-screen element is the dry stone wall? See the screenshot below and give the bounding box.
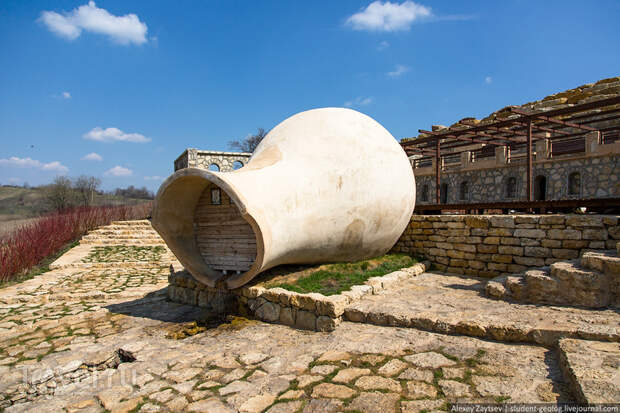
[168,262,429,331]
[393,214,620,278]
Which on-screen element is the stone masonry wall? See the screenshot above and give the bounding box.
[168,262,429,331]
[416,154,619,205]
[393,214,620,278]
[174,149,251,172]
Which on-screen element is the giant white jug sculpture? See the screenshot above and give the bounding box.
[152,108,415,289]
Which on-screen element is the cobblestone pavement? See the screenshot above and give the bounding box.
[81,246,167,263]
[0,302,573,412]
[0,239,617,411]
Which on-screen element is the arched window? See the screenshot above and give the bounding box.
[440,183,448,204]
[421,184,429,202]
[568,172,581,196]
[459,181,468,201]
[506,177,517,198]
[233,160,244,170]
[208,163,220,172]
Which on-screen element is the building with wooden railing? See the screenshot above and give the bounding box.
[402,77,620,214]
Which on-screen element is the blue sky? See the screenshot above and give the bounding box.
[1,0,619,191]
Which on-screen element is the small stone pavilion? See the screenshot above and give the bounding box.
[174,149,251,173]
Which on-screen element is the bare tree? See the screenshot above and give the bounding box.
[74,175,101,206]
[46,176,74,211]
[228,128,268,153]
[113,185,154,199]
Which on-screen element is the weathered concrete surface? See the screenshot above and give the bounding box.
[345,272,620,345]
[153,108,416,289]
[558,338,620,404]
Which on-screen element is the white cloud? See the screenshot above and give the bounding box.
[377,41,390,51]
[144,175,163,181]
[81,152,103,161]
[387,64,410,77]
[0,157,41,168]
[52,91,72,100]
[346,1,432,32]
[39,1,148,45]
[41,161,68,172]
[83,127,150,143]
[105,166,132,176]
[7,177,23,184]
[0,156,68,173]
[344,97,373,107]
[485,76,493,84]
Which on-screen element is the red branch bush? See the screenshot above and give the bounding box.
[0,203,152,282]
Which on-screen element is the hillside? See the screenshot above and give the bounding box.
[0,185,151,236]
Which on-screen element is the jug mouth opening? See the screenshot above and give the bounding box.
[152,168,264,289]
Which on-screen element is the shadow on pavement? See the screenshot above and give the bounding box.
[104,288,207,323]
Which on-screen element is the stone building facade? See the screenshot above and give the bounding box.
[174,149,251,172]
[414,137,619,205]
[408,77,620,205]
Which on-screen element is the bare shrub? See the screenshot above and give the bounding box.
[0,203,152,281]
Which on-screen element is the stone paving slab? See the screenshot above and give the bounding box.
[344,272,620,346]
[558,338,620,403]
[0,220,618,410]
[50,244,177,270]
[0,301,574,411]
[0,266,170,307]
[49,244,93,269]
[0,250,576,411]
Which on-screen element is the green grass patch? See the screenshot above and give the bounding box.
[433,369,444,381]
[465,348,486,368]
[268,253,417,296]
[82,245,164,263]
